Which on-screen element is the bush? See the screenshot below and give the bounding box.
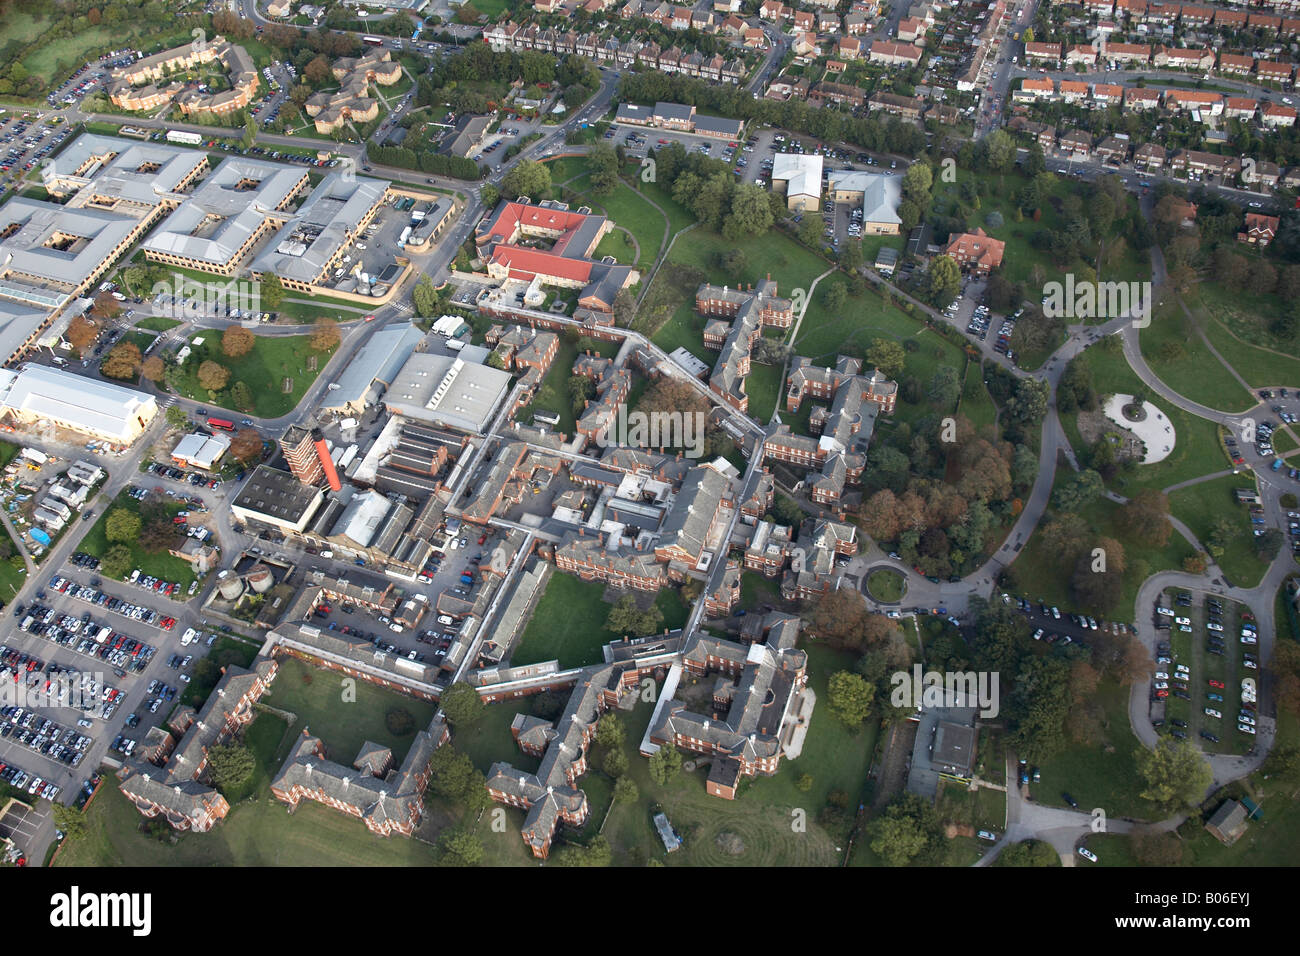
[385,707,415,736]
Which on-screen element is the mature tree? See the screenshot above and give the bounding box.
[139,516,178,553]
[1052,469,1104,512]
[861,489,901,542]
[100,544,134,580]
[1137,738,1213,812]
[822,280,848,313]
[971,600,1030,675]
[429,746,482,803]
[65,314,100,350]
[90,291,122,320]
[310,318,341,352]
[439,825,484,865]
[105,508,142,545]
[808,588,898,652]
[412,274,441,318]
[141,355,166,382]
[605,593,663,637]
[52,804,87,839]
[230,381,254,413]
[721,183,774,241]
[647,743,682,786]
[839,237,864,273]
[1006,655,1072,761]
[928,364,961,408]
[594,713,625,750]
[101,341,142,381]
[868,793,942,866]
[865,338,906,378]
[901,161,933,210]
[995,840,1059,867]
[197,360,230,392]
[929,255,962,309]
[440,681,485,727]
[613,776,639,803]
[501,159,551,200]
[229,428,264,463]
[222,324,255,359]
[206,744,256,792]
[827,671,874,725]
[259,273,285,310]
[602,748,628,778]
[587,143,621,196]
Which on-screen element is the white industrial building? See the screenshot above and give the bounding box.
[171,431,232,470]
[770,153,824,212]
[0,364,158,443]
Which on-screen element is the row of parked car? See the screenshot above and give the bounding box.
[57,577,177,632]
[0,703,89,770]
[0,760,58,801]
[15,602,155,676]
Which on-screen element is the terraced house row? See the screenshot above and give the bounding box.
[1014,77,1299,128]
[482,22,749,83]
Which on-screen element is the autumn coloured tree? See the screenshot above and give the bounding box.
[65,314,99,350]
[197,360,230,392]
[222,325,255,359]
[100,342,142,381]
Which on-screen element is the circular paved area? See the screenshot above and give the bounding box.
[1103,393,1176,463]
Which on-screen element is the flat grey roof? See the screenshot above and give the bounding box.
[252,172,389,285]
[142,158,305,268]
[384,351,511,433]
[0,197,137,301]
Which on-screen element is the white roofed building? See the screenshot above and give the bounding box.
[0,364,158,443]
[770,153,824,212]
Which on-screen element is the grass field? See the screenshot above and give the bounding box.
[263,657,437,766]
[1189,283,1300,389]
[511,572,613,669]
[170,332,334,418]
[1138,300,1255,414]
[1168,474,1270,589]
[866,568,906,603]
[78,490,197,591]
[1032,680,1164,820]
[563,173,666,271]
[132,316,182,333]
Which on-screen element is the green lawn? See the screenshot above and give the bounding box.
[263,657,437,766]
[960,360,999,431]
[1138,299,1255,414]
[1032,681,1165,821]
[79,490,197,591]
[865,568,906,603]
[511,572,614,669]
[169,332,335,418]
[1190,283,1300,389]
[133,316,182,333]
[562,172,666,271]
[1168,475,1270,589]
